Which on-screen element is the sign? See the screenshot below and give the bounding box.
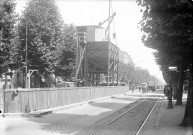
[169,66,177,71]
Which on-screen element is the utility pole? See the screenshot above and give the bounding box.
[1,28,5,115]
[25,23,28,88]
[107,0,111,86]
[75,36,79,87]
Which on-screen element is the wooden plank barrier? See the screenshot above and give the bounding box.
[4,86,129,113]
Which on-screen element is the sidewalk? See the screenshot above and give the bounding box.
[156,96,192,135]
[139,93,192,135]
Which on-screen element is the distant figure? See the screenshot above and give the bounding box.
[183,83,188,94]
[164,85,167,96]
[3,83,6,90]
[131,86,134,93]
[141,83,147,93]
[138,86,141,92]
[142,87,146,93]
[166,85,173,108]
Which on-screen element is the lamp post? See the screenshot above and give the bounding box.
[1,28,5,115]
[167,66,177,109]
[169,66,177,86]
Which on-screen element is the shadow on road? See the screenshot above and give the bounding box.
[23,92,163,135]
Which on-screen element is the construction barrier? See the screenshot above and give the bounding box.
[3,86,129,113]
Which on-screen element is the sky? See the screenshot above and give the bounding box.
[15,0,165,83]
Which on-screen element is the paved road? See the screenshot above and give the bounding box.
[1,90,162,135]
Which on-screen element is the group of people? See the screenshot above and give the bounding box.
[138,86,147,93]
[130,85,147,93]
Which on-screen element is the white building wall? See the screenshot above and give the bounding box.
[95,27,106,41]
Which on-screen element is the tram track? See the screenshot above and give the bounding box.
[135,98,160,135]
[79,97,161,135]
[89,100,144,135]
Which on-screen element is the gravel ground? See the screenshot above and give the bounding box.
[1,91,165,135]
[1,93,140,135]
[76,98,159,135]
[2,91,191,135]
[138,99,162,135]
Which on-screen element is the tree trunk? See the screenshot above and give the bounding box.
[167,86,173,109]
[167,95,173,109]
[172,71,178,99]
[181,82,193,127]
[175,67,184,106]
[181,64,193,127]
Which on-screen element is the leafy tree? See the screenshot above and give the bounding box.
[137,0,193,127]
[18,0,63,73]
[138,0,192,103]
[55,24,77,79]
[118,56,162,87]
[17,0,76,79]
[118,54,135,84]
[0,0,18,87]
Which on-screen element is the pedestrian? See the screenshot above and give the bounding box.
[164,85,168,98]
[167,85,173,108]
[131,86,134,93]
[183,84,188,94]
[138,86,141,92]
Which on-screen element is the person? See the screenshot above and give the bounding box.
[3,83,6,90]
[167,85,173,98]
[142,85,146,93]
[183,83,188,94]
[131,86,134,93]
[164,85,168,96]
[138,86,141,92]
[166,85,173,108]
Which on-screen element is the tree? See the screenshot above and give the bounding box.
[18,0,63,74]
[182,64,193,126]
[17,0,76,79]
[55,24,77,79]
[0,0,18,87]
[137,0,193,127]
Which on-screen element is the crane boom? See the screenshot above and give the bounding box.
[98,12,116,27]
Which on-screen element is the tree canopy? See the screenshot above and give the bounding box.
[17,0,76,77]
[0,0,18,77]
[137,0,193,73]
[118,55,162,86]
[137,0,193,127]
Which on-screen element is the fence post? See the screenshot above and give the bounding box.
[1,87,6,117]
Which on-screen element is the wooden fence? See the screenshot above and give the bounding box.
[4,86,129,113]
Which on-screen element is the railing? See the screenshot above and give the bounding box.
[3,86,129,113]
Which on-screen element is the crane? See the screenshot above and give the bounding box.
[98,12,116,37]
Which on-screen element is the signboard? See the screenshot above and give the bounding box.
[169,66,177,71]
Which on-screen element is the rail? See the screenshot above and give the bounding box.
[86,97,160,135]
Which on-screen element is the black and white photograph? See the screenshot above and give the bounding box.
[0,0,193,135]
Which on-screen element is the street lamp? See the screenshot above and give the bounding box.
[169,66,177,71]
[169,66,177,86]
[167,66,177,109]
